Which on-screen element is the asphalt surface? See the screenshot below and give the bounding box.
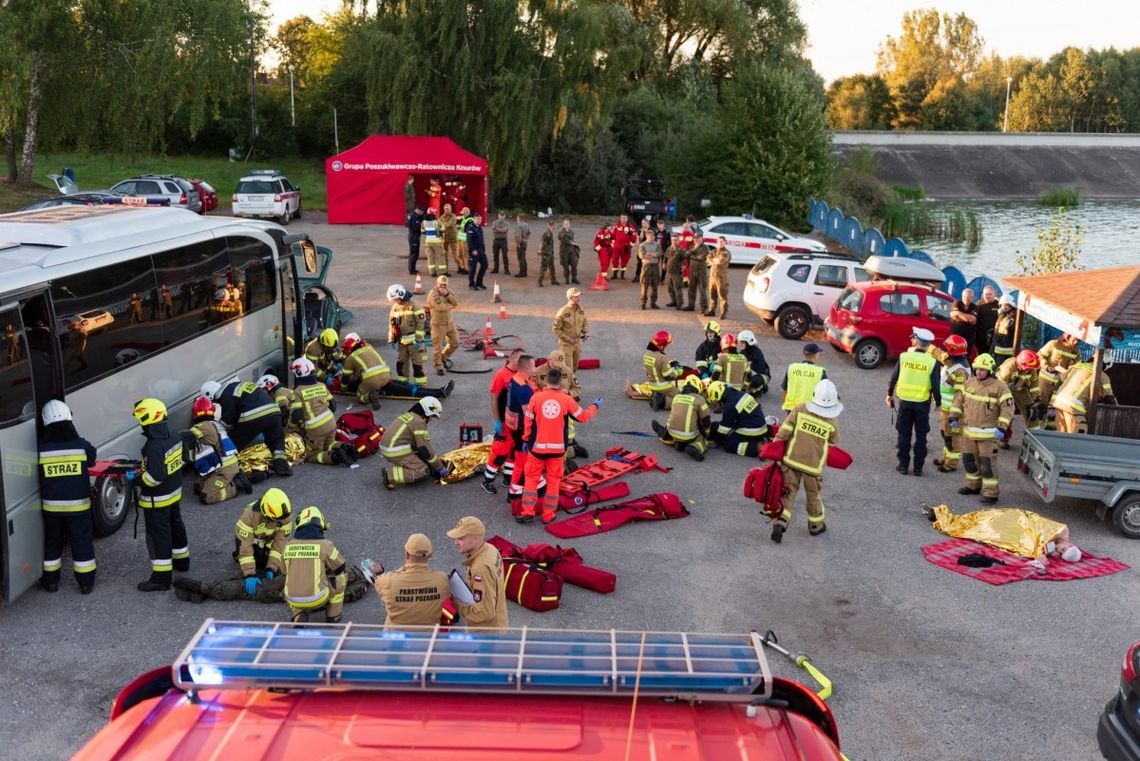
[2,214,1136,760]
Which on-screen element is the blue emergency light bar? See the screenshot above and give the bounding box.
[173,620,772,700]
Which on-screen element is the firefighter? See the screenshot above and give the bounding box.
[1051,359,1117,434]
[427,276,460,376]
[439,203,463,274]
[303,327,345,383]
[714,333,750,391]
[997,349,1044,447]
[950,353,1014,504]
[1037,333,1081,409]
[202,378,294,477]
[558,218,580,285]
[500,354,538,500]
[283,506,346,623]
[370,533,451,627]
[930,335,971,473]
[520,368,601,523]
[380,396,449,490]
[465,211,489,290]
[552,287,588,371]
[188,395,250,503]
[612,213,636,280]
[771,379,842,543]
[663,238,685,309]
[234,488,293,593]
[129,292,144,324]
[781,343,827,412]
[484,349,524,492]
[637,230,663,309]
[133,398,190,591]
[174,565,369,605]
[291,357,356,466]
[644,329,683,411]
[514,214,530,278]
[593,223,613,282]
[736,330,771,395]
[694,320,721,378]
[387,283,428,387]
[37,400,97,594]
[706,236,731,319]
[423,209,448,277]
[992,294,1016,361]
[537,219,559,287]
[447,516,508,631]
[456,206,472,274]
[342,332,453,408]
[258,374,296,430]
[708,380,770,456]
[651,376,710,461]
[886,328,940,477]
[685,238,709,313]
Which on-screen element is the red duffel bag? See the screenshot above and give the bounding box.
[503,559,563,612]
[336,410,384,458]
[522,544,617,594]
[743,461,785,518]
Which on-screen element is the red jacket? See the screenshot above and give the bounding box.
[523,388,598,456]
[612,222,636,251]
[593,228,613,254]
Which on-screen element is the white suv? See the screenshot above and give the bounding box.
[676,215,825,266]
[743,252,871,339]
[232,170,302,225]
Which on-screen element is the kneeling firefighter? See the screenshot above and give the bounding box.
[379,396,449,489]
[187,395,252,503]
[341,332,453,408]
[708,380,770,456]
[202,377,293,477]
[651,376,711,461]
[283,506,346,623]
[644,330,682,411]
[234,487,293,595]
[290,357,357,466]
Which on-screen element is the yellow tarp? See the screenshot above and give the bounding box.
[932,505,1068,560]
[439,440,493,484]
[238,433,308,475]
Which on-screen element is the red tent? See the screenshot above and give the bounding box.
[325,136,488,225]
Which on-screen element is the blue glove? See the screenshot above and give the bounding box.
[949,419,960,434]
[124,470,137,482]
[265,570,275,581]
[994,428,1005,442]
[409,384,419,396]
[335,362,344,373]
[325,377,335,388]
[522,443,531,454]
[593,397,604,408]
[244,576,261,596]
[493,420,503,435]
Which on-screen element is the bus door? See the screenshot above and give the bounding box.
[278,246,303,367]
[0,292,62,605]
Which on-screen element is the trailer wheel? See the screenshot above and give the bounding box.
[1112,496,1140,539]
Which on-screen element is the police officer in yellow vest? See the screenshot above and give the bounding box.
[781,343,827,412]
[772,379,842,543]
[886,328,941,477]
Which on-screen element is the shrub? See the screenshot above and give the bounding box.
[1038,187,1081,207]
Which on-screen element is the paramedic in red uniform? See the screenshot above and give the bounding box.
[503,355,537,502]
[611,214,636,280]
[482,348,524,493]
[593,223,613,281]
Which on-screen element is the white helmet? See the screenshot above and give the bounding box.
[418,396,443,418]
[42,399,73,425]
[257,374,280,392]
[387,284,409,303]
[200,380,222,401]
[737,330,757,347]
[291,357,316,378]
[806,379,843,418]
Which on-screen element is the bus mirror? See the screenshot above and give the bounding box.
[299,240,318,274]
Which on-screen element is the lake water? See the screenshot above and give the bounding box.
[908,200,1140,280]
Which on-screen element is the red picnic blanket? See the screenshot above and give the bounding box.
[922,538,1130,586]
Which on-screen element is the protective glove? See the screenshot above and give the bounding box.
[436,466,450,479]
[1103,394,1119,406]
[994,428,1005,442]
[265,570,275,581]
[593,397,604,408]
[335,362,344,373]
[409,384,419,397]
[949,419,960,434]
[521,443,531,454]
[244,576,261,596]
[124,469,137,482]
[493,420,503,435]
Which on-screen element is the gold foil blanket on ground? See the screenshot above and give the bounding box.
[238,433,307,475]
[439,440,493,483]
[932,505,1067,560]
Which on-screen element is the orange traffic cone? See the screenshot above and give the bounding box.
[492,280,502,303]
[499,302,508,320]
[484,315,494,340]
[413,273,424,294]
[587,270,610,291]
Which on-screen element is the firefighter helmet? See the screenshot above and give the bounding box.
[943,335,968,356]
[257,374,280,393]
[650,330,672,351]
[291,357,316,378]
[681,376,703,395]
[1016,349,1040,371]
[418,396,443,419]
[387,284,409,303]
[296,505,328,531]
[259,488,291,521]
[41,399,72,425]
[319,328,339,349]
[191,396,216,420]
[720,333,737,351]
[807,379,843,418]
[704,320,721,335]
[132,398,167,426]
[200,379,223,401]
[341,332,362,355]
[737,330,757,347]
[706,380,726,403]
[972,353,996,372]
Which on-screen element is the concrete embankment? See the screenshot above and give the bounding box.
[833,131,1140,200]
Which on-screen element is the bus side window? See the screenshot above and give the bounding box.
[226,236,276,314]
[152,239,229,345]
[0,308,36,426]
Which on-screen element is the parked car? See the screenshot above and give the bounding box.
[110,174,202,214]
[825,280,955,369]
[232,169,301,225]
[188,179,218,213]
[1099,640,1140,760]
[743,251,871,339]
[680,215,826,267]
[57,309,115,337]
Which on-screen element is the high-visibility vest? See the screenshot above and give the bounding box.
[783,410,834,476]
[896,350,936,403]
[939,361,970,412]
[783,363,824,411]
[666,394,707,441]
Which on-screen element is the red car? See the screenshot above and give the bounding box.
[826,280,955,369]
[188,179,218,213]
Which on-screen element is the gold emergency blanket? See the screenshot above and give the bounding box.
[932,505,1068,560]
[439,440,493,484]
[625,380,653,400]
[238,433,307,475]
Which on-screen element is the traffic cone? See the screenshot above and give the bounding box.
[492,280,502,303]
[587,270,609,291]
[413,273,423,295]
[484,315,494,340]
[499,302,508,320]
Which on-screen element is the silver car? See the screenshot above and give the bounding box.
[110,174,202,214]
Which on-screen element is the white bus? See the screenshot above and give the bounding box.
[0,205,313,605]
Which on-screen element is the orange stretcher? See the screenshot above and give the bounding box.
[560,447,669,497]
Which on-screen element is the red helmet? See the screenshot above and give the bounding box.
[720,333,737,351]
[650,330,672,351]
[341,331,362,355]
[191,396,215,420]
[943,335,968,356]
[1016,349,1040,371]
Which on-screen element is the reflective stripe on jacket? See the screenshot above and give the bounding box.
[896,350,936,403]
[783,362,823,410]
[776,404,837,476]
[666,393,709,441]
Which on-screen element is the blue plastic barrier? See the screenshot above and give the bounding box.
[812,200,829,231]
[843,217,864,254]
[941,266,968,298]
[883,237,908,258]
[863,227,885,257]
[909,250,936,265]
[827,208,845,240]
[965,275,1003,298]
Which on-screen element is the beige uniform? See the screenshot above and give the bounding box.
[997,357,1041,429]
[129,295,144,324]
[707,246,731,318]
[427,286,460,371]
[643,349,681,408]
[234,505,292,577]
[686,243,709,313]
[775,403,839,532]
[716,351,750,390]
[552,303,588,371]
[191,419,241,504]
[380,411,440,486]
[375,563,451,627]
[270,386,297,431]
[661,392,710,454]
[439,210,460,271]
[538,349,580,398]
[928,348,970,471]
[343,344,391,404]
[389,300,428,385]
[1037,338,1080,406]
[1052,362,1113,434]
[291,381,338,464]
[283,537,346,622]
[459,541,508,631]
[950,375,1014,500]
[303,338,343,382]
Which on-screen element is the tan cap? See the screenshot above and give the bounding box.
[404,533,433,557]
[436,275,449,285]
[566,287,582,299]
[446,515,486,539]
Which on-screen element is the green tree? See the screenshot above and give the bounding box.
[1007,70,1067,131]
[1014,209,1084,276]
[918,75,973,130]
[826,74,896,129]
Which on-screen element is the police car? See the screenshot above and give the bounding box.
[231,170,302,226]
[676,215,825,266]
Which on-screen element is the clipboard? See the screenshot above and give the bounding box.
[448,569,475,605]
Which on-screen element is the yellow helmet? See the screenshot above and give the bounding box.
[972,353,996,372]
[706,380,727,403]
[258,487,291,521]
[319,328,339,349]
[297,505,328,531]
[681,376,703,395]
[132,398,167,426]
[704,320,721,335]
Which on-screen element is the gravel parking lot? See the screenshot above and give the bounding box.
[1,213,1136,760]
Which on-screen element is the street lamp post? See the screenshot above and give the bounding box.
[1003,76,1013,133]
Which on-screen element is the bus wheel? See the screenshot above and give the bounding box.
[92,470,134,537]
